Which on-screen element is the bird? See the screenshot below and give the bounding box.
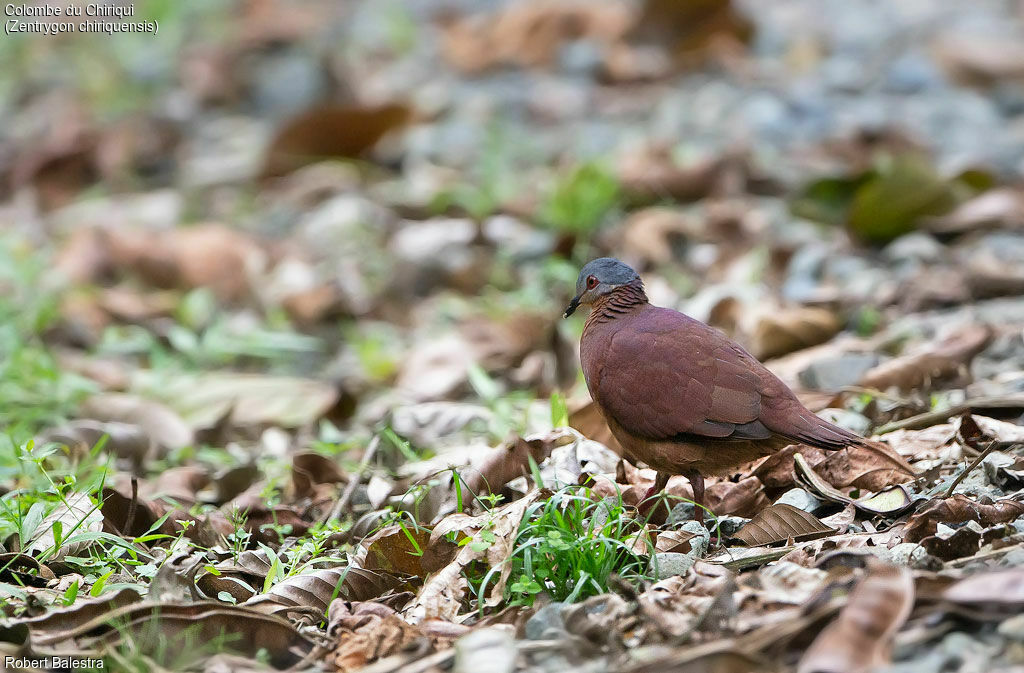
[563,257,913,523]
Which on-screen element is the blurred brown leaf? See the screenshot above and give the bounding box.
[81,393,193,454]
[570,399,623,454]
[935,34,1024,86]
[134,370,339,429]
[749,307,841,360]
[613,0,753,80]
[439,1,631,73]
[797,560,913,673]
[858,324,992,392]
[261,103,412,178]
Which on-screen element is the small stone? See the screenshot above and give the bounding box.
[651,521,708,579]
[882,232,946,265]
[817,408,872,436]
[650,552,698,579]
[666,501,696,525]
[874,542,941,570]
[999,614,1024,642]
[799,353,881,391]
[525,602,566,640]
[775,488,825,513]
[715,516,750,538]
[454,627,516,673]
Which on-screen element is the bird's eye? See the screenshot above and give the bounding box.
[586,275,598,289]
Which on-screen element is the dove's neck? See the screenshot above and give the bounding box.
[587,279,648,326]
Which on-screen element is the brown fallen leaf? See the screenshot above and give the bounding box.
[618,207,694,267]
[794,453,914,516]
[104,223,268,303]
[261,103,412,178]
[858,324,993,392]
[244,566,412,619]
[438,1,632,73]
[327,601,424,672]
[404,492,540,623]
[733,503,835,546]
[291,451,347,500]
[618,148,733,204]
[749,307,841,361]
[620,0,754,75]
[26,601,316,667]
[569,398,623,454]
[925,188,1024,234]
[943,567,1024,613]
[655,529,697,554]
[705,475,770,518]
[903,495,1024,543]
[797,560,914,673]
[81,393,193,453]
[934,34,1024,86]
[362,524,434,578]
[462,429,574,499]
[38,419,152,468]
[133,370,339,429]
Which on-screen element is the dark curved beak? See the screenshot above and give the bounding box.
[563,294,582,318]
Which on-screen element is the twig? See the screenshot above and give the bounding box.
[875,394,1024,435]
[945,439,999,498]
[326,435,380,523]
[124,477,138,536]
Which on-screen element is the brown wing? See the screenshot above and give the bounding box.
[595,310,774,443]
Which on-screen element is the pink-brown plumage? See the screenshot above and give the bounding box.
[566,258,907,520]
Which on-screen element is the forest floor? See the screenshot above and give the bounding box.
[2,1,1024,671]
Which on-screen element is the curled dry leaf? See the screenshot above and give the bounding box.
[797,560,914,673]
[438,1,632,73]
[244,566,412,618]
[732,503,835,547]
[104,223,267,303]
[133,370,338,429]
[706,475,770,518]
[362,524,434,577]
[291,450,347,500]
[80,393,193,452]
[14,588,143,637]
[569,398,623,454]
[24,492,104,561]
[794,453,914,516]
[27,601,316,667]
[902,494,1024,543]
[619,207,693,267]
[38,419,152,467]
[655,529,697,554]
[943,568,1024,612]
[858,324,993,392]
[404,492,540,624]
[463,429,574,498]
[261,103,412,178]
[327,601,424,672]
